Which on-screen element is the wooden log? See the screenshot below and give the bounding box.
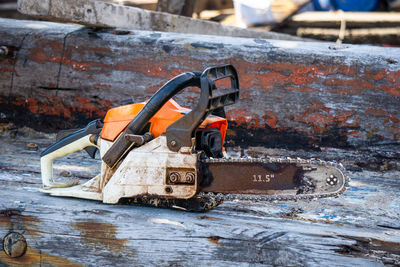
[0,0,31,20]
[0,130,400,266]
[0,18,399,150]
[295,27,400,45]
[116,0,158,10]
[16,0,304,41]
[289,11,400,29]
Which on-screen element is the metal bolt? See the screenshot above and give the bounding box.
[185,172,195,183]
[0,46,9,56]
[165,186,173,193]
[170,140,177,147]
[3,232,27,258]
[169,172,180,183]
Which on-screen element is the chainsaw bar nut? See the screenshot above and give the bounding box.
[185,172,195,183]
[169,172,180,183]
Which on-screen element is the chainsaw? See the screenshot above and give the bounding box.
[40,65,347,212]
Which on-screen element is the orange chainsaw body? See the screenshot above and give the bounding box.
[101,99,228,143]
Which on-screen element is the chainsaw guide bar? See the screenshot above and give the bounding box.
[198,156,348,202]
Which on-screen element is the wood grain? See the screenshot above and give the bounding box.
[0,129,399,266]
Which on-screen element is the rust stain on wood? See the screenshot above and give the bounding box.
[9,95,112,120]
[0,45,18,77]
[198,215,221,221]
[263,110,278,129]
[0,247,82,267]
[233,61,399,97]
[0,209,41,237]
[72,221,129,255]
[366,107,400,123]
[0,67,17,75]
[293,100,359,134]
[207,235,221,245]
[227,109,260,129]
[373,69,400,97]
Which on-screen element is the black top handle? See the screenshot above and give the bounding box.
[102,65,239,168]
[166,65,240,152]
[103,71,202,168]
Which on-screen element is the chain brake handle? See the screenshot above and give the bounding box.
[166,65,240,152]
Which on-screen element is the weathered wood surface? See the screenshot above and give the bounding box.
[0,127,400,266]
[16,0,303,41]
[1,18,399,151]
